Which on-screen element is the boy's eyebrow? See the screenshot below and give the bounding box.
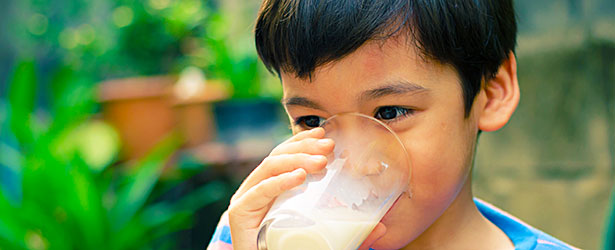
[282,80,428,110]
[359,80,429,102]
[282,96,323,110]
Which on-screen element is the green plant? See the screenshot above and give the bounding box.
[12,0,212,78]
[183,2,281,99]
[10,0,280,99]
[0,60,228,250]
[200,12,261,99]
[109,0,212,77]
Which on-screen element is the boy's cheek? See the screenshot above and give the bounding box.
[404,128,471,194]
[377,121,473,246]
[408,138,472,208]
[409,140,469,210]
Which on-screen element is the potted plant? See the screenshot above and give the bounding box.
[96,0,233,159]
[194,4,287,158]
[1,60,230,250]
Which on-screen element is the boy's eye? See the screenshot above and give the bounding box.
[295,115,325,129]
[374,106,412,121]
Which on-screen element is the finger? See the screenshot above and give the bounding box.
[270,137,334,156]
[228,169,307,250]
[276,127,325,147]
[358,222,387,250]
[232,127,327,201]
[230,168,307,222]
[233,154,327,201]
[260,154,328,177]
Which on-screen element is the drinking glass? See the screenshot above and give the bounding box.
[257,113,411,250]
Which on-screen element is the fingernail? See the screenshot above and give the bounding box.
[292,168,305,176]
[310,155,326,162]
[310,127,324,133]
[317,139,332,146]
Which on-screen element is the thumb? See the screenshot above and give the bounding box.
[358,222,387,250]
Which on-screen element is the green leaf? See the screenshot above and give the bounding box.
[0,143,22,173]
[110,133,181,230]
[75,121,120,172]
[0,142,23,205]
[63,157,108,250]
[19,157,74,249]
[140,180,227,228]
[0,192,27,249]
[108,180,229,249]
[48,68,97,135]
[8,60,37,147]
[109,218,148,250]
[50,121,120,173]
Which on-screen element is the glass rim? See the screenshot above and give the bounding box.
[320,112,411,172]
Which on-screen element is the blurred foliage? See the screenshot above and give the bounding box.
[9,0,281,99]
[0,60,228,249]
[606,186,615,250]
[2,1,280,248]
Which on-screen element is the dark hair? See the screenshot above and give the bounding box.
[255,0,517,115]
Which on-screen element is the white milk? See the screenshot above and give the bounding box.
[266,219,377,250]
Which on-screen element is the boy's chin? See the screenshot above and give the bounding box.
[380,192,412,224]
[373,196,420,250]
[374,191,445,250]
[369,222,423,250]
[369,233,416,250]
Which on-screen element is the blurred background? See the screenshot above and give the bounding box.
[0,0,613,249]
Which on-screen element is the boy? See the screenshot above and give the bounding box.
[208,0,577,249]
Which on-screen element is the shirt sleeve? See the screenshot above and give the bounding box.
[207,211,233,250]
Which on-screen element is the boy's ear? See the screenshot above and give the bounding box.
[477,51,520,132]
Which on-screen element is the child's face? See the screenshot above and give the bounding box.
[280,36,483,248]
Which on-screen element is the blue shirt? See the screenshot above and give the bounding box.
[207,198,577,249]
[474,198,577,250]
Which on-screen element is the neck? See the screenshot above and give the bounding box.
[400,178,513,250]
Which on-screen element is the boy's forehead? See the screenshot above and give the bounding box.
[323,36,420,75]
[281,36,449,97]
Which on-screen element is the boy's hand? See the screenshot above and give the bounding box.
[228,127,334,250]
